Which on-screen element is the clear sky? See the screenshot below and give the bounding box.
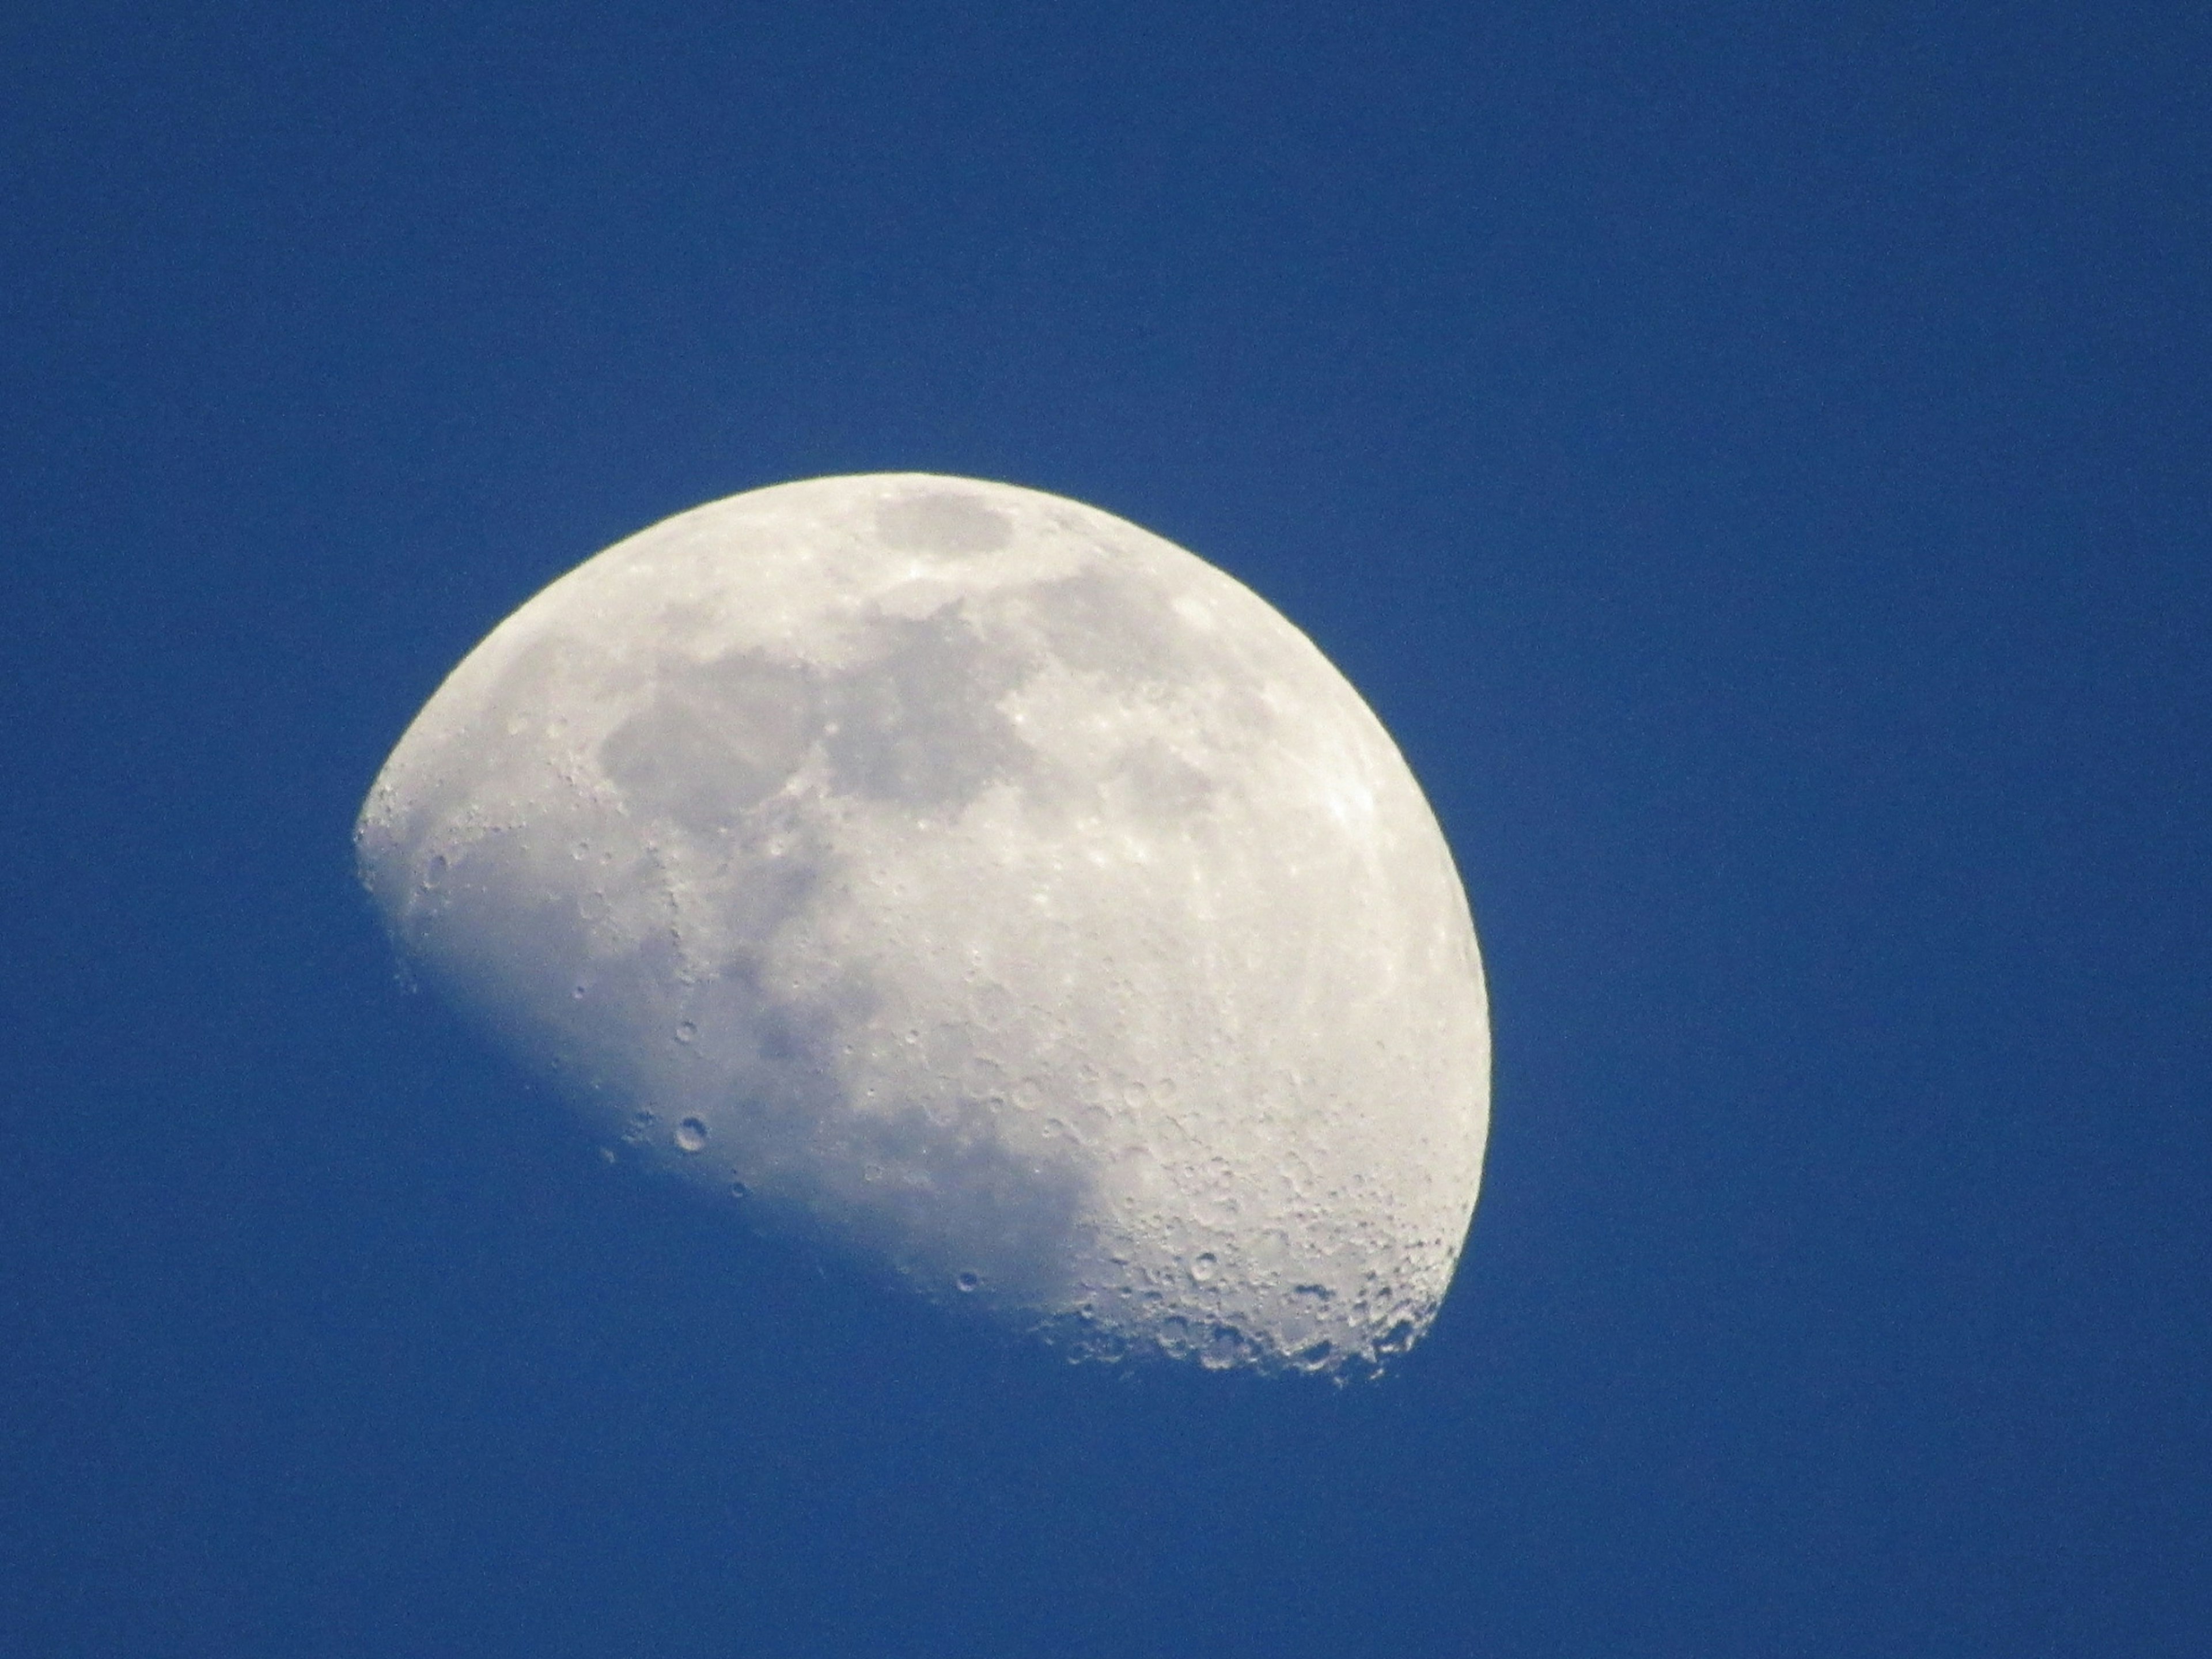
[3,3,2207,1656]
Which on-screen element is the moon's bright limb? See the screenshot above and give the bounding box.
[357,475,1488,1376]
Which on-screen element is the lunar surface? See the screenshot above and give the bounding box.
[357,475,1488,1376]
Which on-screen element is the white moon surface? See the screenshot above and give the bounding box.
[357,475,1488,1376]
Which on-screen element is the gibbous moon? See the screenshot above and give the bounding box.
[357,475,1488,1376]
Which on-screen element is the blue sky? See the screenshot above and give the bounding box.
[4,4,2207,1655]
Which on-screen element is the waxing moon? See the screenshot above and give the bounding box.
[357,475,1488,1376]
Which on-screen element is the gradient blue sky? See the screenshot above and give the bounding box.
[5,4,2207,1656]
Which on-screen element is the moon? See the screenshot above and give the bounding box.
[356,475,1489,1376]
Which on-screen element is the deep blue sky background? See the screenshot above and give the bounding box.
[5,3,2207,1655]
